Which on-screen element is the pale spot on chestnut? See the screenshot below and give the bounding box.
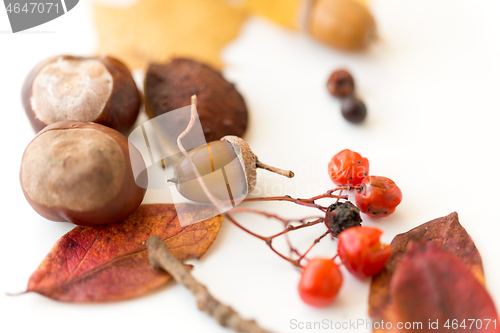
[31,58,113,125]
[22,56,141,134]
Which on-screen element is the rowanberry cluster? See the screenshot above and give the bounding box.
[225,148,402,308]
[298,149,401,307]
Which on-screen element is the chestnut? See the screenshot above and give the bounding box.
[20,121,147,226]
[22,55,141,134]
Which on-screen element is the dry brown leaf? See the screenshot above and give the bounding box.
[27,204,223,302]
[391,242,498,333]
[369,212,486,332]
[93,0,248,70]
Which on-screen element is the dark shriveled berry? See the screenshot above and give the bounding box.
[327,69,355,98]
[325,201,362,237]
[341,96,367,123]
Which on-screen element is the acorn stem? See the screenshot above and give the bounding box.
[256,161,295,178]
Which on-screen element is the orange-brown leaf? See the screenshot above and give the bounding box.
[391,242,498,333]
[369,212,486,332]
[27,204,223,302]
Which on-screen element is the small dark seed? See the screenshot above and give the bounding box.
[327,69,355,98]
[341,96,367,123]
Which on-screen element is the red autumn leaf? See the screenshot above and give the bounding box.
[391,241,498,333]
[27,204,223,302]
[369,212,490,332]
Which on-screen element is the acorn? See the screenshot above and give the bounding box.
[22,55,141,134]
[170,135,294,203]
[308,0,376,51]
[245,0,377,51]
[20,121,147,226]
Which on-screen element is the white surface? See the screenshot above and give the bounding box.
[1,1,500,332]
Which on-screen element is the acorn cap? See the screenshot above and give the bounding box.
[221,135,257,194]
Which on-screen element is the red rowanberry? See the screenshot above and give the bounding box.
[355,176,402,217]
[337,226,391,279]
[328,149,369,186]
[298,258,343,307]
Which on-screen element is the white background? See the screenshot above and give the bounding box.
[1,1,500,332]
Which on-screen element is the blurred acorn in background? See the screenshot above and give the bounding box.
[93,0,376,72]
[246,0,376,51]
[308,0,376,50]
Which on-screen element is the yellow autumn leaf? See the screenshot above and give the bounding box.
[93,0,248,70]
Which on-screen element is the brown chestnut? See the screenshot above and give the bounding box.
[20,121,147,226]
[22,55,141,134]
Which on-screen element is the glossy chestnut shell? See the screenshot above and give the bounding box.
[22,55,141,134]
[20,121,147,226]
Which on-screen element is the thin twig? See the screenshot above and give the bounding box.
[298,230,330,263]
[285,233,302,259]
[228,206,323,226]
[241,190,349,212]
[305,188,349,202]
[147,236,273,333]
[224,213,267,241]
[242,196,328,211]
[267,219,323,239]
[225,214,302,267]
[225,213,324,268]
